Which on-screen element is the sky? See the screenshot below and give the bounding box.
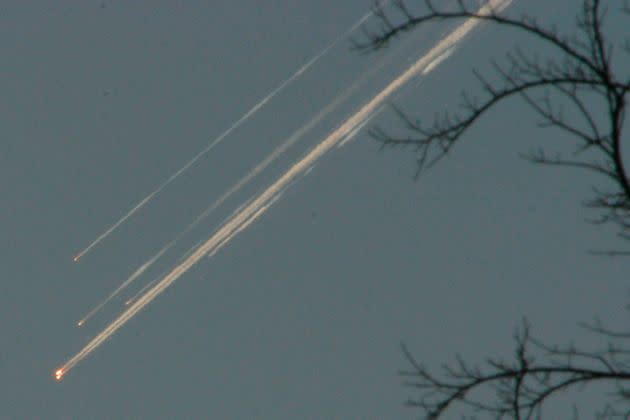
[1,0,628,418]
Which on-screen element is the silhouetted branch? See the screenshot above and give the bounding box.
[359,0,630,240]
[400,319,630,418]
[355,0,630,417]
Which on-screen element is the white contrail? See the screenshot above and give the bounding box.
[55,0,511,379]
[76,251,163,327]
[304,164,318,177]
[71,7,381,263]
[124,280,155,306]
[72,194,155,262]
[79,197,240,320]
[189,45,389,229]
[79,67,374,319]
[207,198,276,258]
[422,45,456,75]
[124,237,207,306]
[337,105,384,149]
[206,176,299,259]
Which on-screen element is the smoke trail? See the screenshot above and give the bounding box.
[422,46,456,75]
[182,65,373,234]
[55,0,512,379]
[76,252,163,326]
[337,105,384,149]
[79,57,383,319]
[72,7,381,262]
[124,280,155,306]
[206,175,302,259]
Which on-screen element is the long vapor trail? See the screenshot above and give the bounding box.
[55,0,511,380]
[71,7,381,263]
[337,105,384,149]
[181,46,386,234]
[77,58,381,323]
[124,237,207,307]
[76,252,160,326]
[124,279,155,306]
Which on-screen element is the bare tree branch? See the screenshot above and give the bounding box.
[355,0,630,417]
[359,0,630,240]
[400,320,630,418]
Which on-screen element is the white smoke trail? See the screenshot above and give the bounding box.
[206,175,300,259]
[207,197,277,258]
[78,66,375,321]
[76,251,163,326]
[124,237,205,306]
[422,46,456,75]
[304,164,318,177]
[336,105,384,149]
[124,280,155,306]
[71,7,382,262]
[55,0,512,379]
[184,65,373,234]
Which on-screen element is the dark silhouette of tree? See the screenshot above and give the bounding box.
[356,0,630,417]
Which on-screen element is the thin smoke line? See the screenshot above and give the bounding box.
[55,0,512,380]
[75,60,378,326]
[71,7,380,262]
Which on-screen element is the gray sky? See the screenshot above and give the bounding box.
[1,0,628,418]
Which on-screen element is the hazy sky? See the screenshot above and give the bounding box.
[1,0,628,418]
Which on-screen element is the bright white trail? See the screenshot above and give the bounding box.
[304,164,318,177]
[86,60,379,314]
[76,252,162,326]
[72,194,154,262]
[76,64,369,322]
[71,7,380,262]
[55,0,511,379]
[125,238,203,306]
[207,196,278,258]
[125,280,155,306]
[337,105,384,149]
[186,55,379,232]
[422,46,456,75]
[206,176,298,259]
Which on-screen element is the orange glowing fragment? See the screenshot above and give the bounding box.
[54,369,64,381]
